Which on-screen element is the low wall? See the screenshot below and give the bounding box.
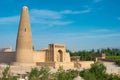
[0,65,37,76]
[36,62,55,69]
[55,62,74,69]
[36,62,74,69]
[33,51,46,62]
[0,52,16,64]
[77,61,94,69]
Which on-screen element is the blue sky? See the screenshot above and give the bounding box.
[0,0,120,51]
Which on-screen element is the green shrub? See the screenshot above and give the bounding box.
[106,56,120,60]
[116,60,120,66]
[28,66,50,80]
[80,62,120,80]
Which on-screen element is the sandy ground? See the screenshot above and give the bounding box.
[102,61,120,74]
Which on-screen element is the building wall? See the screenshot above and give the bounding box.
[48,44,54,62]
[0,52,15,64]
[78,61,94,68]
[93,54,106,59]
[53,44,66,62]
[49,44,70,62]
[36,62,74,69]
[55,62,74,69]
[33,51,46,62]
[64,52,71,62]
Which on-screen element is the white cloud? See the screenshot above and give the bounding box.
[47,21,73,25]
[0,16,19,24]
[94,0,102,3]
[55,31,120,40]
[31,19,73,26]
[81,33,120,39]
[60,8,90,14]
[0,8,90,27]
[0,9,73,26]
[28,9,90,26]
[91,29,112,33]
[30,9,61,19]
[118,17,120,20]
[29,9,73,26]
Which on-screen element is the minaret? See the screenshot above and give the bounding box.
[15,6,33,63]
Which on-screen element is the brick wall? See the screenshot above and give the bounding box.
[0,52,16,64]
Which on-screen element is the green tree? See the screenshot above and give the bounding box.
[39,67,50,80]
[89,62,106,80]
[1,66,10,80]
[0,66,17,80]
[54,66,78,80]
[55,66,67,80]
[80,62,107,80]
[28,66,50,80]
[28,67,40,80]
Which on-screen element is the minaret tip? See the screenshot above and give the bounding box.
[23,6,28,9]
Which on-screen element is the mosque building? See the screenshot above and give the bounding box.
[0,6,74,69]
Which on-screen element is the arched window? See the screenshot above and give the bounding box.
[25,28,26,32]
[58,50,63,62]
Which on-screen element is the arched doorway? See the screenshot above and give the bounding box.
[58,50,63,62]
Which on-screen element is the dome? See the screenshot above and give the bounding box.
[73,75,84,80]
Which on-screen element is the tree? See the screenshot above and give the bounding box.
[0,66,17,80]
[54,66,78,80]
[28,67,40,80]
[80,62,107,80]
[89,62,106,80]
[28,66,50,80]
[82,70,96,80]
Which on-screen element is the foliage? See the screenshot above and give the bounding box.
[115,59,120,66]
[106,56,120,60]
[106,56,120,66]
[80,69,96,80]
[89,62,106,80]
[28,67,40,80]
[2,66,10,80]
[68,50,95,61]
[55,66,67,80]
[68,48,120,61]
[54,66,78,80]
[0,66,17,80]
[80,62,106,80]
[80,61,120,80]
[28,66,50,80]
[107,74,120,80]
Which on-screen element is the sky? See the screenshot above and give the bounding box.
[0,0,120,51]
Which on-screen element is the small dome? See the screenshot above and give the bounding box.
[73,75,84,80]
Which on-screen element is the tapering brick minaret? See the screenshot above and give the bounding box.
[16,6,33,64]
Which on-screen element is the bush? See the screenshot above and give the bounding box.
[54,66,78,80]
[0,66,17,80]
[106,56,120,60]
[28,66,50,80]
[80,61,120,80]
[80,62,106,80]
[116,60,120,66]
